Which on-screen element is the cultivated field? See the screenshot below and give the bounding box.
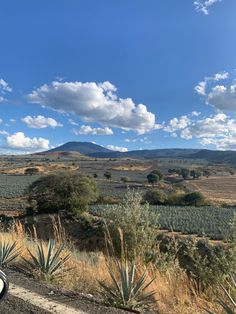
[187,175,236,205]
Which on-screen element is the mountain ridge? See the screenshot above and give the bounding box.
[39,141,236,164]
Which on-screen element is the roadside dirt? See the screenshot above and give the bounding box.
[0,268,156,314]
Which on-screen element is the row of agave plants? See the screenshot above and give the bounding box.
[1,238,236,313]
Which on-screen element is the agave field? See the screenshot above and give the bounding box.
[0,174,39,198]
[0,174,40,212]
[92,204,236,240]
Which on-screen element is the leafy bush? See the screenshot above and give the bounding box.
[102,191,159,261]
[147,173,159,185]
[24,167,39,175]
[143,189,168,205]
[99,258,156,311]
[28,172,98,215]
[104,171,111,180]
[120,176,129,183]
[183,192,205,206]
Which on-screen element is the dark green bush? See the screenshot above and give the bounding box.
[28,172,98,215]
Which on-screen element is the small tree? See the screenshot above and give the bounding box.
[181,168,190,179]
[144,189,167,205]
[93,173,98,179]
[190,169,202,180]
[183,192,205,206]
[104,171,111,180]
[203,169,211,178]
[25,167,39,176]
[147,173,159,185]
[150,170,163,180]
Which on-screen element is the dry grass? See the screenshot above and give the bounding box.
[0,220,220,313]
[187,175,236,205]
[0,163,79,175]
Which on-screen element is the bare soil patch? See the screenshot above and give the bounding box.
[186,175,236,205]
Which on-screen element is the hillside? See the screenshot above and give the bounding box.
[45,141,112,155]
[41,142,236,164]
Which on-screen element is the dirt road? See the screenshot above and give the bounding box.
[0,269,129,314]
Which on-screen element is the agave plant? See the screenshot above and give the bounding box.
[99,258,156,311]
[206,274,236,314]
[0,241,19,267]
[23,240,70,280]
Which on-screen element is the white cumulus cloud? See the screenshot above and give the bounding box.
[194,71,236,111]
[164,112,236,150]
[107,145,128,152]
[27,80,160,134]
[0,78,12,93]
[194,0,222,15]
[74,125,113,135]
[6,132,50,151]
[22,115,63,128]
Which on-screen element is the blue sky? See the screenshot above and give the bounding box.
[1,0,236,153]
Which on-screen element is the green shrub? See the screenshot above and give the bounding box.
[24,167,39,175]
[147,173,159,185]
[104,171,111,180]
[182,192,205,206]
[144,189,167,205]
[102,191,159,261]
[28,172,99,215]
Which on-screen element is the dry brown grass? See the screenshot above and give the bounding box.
[0,163,79,175]
[186,175,236,205]
[0,220,220,313]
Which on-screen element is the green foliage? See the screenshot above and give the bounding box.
[150,170,163,180]
[165,191,185,205]
[147,173,159,185]
[181,168,190,179]
[183,192,205,206]
[144,189,168,205]
[93,173,98,178]
[190,169,202,179]
[92,205,236,240]
[0,241,19,266]
[99,258,156,311]
[104,171,111,180]
[120,176,129,183]
[168,168,181,175]
[178,238,232,292]
[24,167,39,175]
[28,172,98,215]
[23,240,70,280]
[102,191,159,260]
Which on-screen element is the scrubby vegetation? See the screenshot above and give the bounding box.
[27,172,98,215]
[1,192,236,313]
